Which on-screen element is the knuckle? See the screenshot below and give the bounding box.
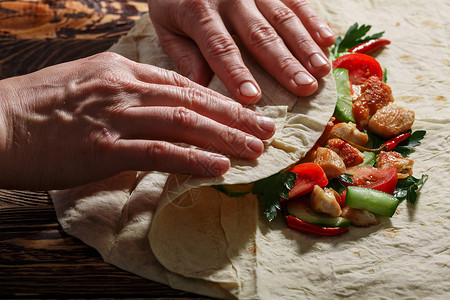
[168,69,191,87]
[98,51,125,62]
[248,23,279,48]
[277,56,299,72]
[145,141,171,167]
[297,37,315,52]
[218,127,246,156]
[87,127,117,166]
[171,107,199,129]
[181,0,210,19]
[226,64,251,81]
[205,33,238,58]
[271,6,297,27]
[183,87,206,109]
[290,0,310,11]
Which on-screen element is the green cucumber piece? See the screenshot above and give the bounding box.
[333,68,355,123]
[360,151,377,166]
[214,183,254,197]
[345,186,399,217]
[286,199,350,228]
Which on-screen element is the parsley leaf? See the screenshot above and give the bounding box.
[331,23,385,58]
[395,130,426,157]
[326,174,353,194]
[393,174,428,204]
[252,171,296,222]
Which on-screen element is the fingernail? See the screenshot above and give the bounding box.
[310,53,329,68]
[246,135,264,155]
[294,72,315,86]
[319,27,334,39]
[257,115,275,133]
[239,81,259,98]
[208,154,230,176]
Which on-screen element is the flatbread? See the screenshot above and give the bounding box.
[51,0,450,298]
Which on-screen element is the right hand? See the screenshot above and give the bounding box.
[0,52,275,190]
[148,0,335,104]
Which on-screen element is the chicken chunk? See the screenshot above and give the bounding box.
[310,185,342,217]
[313,147,346,179]
[327,138,365,167]
[329,122,369,146]
[368,103,415,138]
[341,207,380,227]
[353,76,394,128]
[376,151,414,179]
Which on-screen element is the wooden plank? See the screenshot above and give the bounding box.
[0,205,205,298]
[0,0,148,39]
[0,37,119,79]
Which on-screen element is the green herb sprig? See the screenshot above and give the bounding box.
[253,171,296,221]
[393,174,428,204]
[331,23,385,58]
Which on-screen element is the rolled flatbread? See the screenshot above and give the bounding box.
[51,0,450,298]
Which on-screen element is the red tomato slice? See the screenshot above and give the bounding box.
[288,163,328,199]
[345,165,398,194]
[333,53,383,85]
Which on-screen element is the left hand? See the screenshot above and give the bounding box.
[148,0,335,104]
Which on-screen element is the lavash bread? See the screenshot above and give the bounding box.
[51,0,450,298]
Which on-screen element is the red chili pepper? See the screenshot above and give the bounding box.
[382,131,412,151]
[349,39,391,55]
[285,216,349,237]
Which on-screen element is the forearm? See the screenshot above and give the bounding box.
[0,77,19,188]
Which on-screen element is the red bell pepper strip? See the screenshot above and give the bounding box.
[381,131,411,151]
[349,39,391,54]
[285,215,349,236]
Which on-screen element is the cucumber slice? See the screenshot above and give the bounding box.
[214,183,254,197]
[345,186,399,217]
[286,199,350,228]
[333,68,355,123]
[361,151,376,166]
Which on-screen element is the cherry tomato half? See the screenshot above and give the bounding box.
[288,163,328,199]
[333,53,383,85]
[345,165,398,194]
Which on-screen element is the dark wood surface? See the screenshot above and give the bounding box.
[0,1,205,298]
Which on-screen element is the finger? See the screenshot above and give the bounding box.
[224,1,318,97]
[117,106,265,160]
[257,0,332,79]
[154,24,213,86]
[282,0,335,47]
[182,8,262,104]
[133,84,276,140]
[112,139,231,177]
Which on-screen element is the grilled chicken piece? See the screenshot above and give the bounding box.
[313,147,346,179]
[376,151,414,179]
[329,122,369,146]
[327,138,365,167]
[353,76,394,128]
[310,186,342,217]
[368,103,415,139]
[341,207,379,227]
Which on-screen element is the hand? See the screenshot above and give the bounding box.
[0,52,275,190]
[148,0,335,104]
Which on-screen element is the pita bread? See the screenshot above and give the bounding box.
[51,0,450,298]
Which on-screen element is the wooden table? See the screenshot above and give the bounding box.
[0,1,205,298]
